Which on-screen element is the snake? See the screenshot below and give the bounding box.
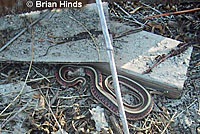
[55,65,153,120]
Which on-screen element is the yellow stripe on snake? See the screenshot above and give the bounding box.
[55,65,153,120]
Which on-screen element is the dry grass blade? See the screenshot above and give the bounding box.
[39,89,64,134]
[0,99,32,129]
[198,98,200,115]
[32,67,51,83]
[175,99,198,118]
[130,6,142,14]
[161,112,177,134]
[68,16,101,61]
[26,76,54,83]
[0,10,50,52]
[109,115,123,134]
[0,29,35,117]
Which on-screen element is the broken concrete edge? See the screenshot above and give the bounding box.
[0,60,182,99]
[118,68,182,98]
[92,63,182,99]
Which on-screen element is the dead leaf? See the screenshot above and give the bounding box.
[38,94,45,110]
[32,93,40,99]
[59,117,66,127]
[147,22,165,35]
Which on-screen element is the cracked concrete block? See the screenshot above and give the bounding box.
[0,3,192,98]
[111,21,192,89]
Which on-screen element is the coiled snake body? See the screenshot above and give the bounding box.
[55,65,153,120]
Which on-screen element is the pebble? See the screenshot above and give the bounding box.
[197,127,200,134]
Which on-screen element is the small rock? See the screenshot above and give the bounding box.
[197,127,200,134]
[90,106,108,132]
[184,116,194,127]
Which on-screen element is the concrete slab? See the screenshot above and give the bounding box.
[110,22,193,89]
[0,3,110,62]
[0,3,192,98]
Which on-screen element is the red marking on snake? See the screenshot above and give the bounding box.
[55,65,153,120]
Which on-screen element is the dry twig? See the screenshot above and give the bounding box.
[161,112,177,134]
[145,8,200,19]
[39,89,64,134]
[143,43,190,74]
[0,10,50,52]
[140,2,169,18]
[113,2,145,26]
[32,67,51,82]
[175,99,198,118]
[109,115,123,134]
[0,29,35,117]
[69,16,101,61]
[198,98,200,115]
[0,99,32,129]
[26,76,54,83]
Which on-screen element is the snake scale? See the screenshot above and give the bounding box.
[55,65,153,120]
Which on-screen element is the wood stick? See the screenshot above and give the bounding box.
[145,8,200,19]
[142,43,190,74]
[161,112,177,134]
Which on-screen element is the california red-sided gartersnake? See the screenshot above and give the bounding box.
[55,65,153,120]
